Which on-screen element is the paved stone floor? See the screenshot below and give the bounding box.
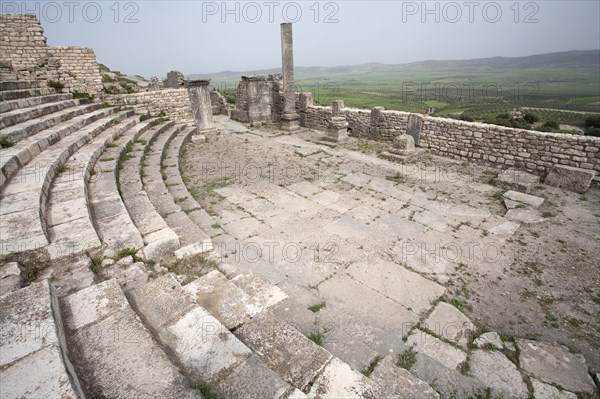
[181,116,600,375]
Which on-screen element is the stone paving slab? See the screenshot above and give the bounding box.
[470,349,528,398]
[307,357,379,399]
[346,260,445,314]
[518,339,596,394]
[423,302,475,348]
[531,378,578,399]
[316,276,419,369]
[371,355,439,399]
[406,330,467,370]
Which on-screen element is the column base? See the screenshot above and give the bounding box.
[279,115,301,132]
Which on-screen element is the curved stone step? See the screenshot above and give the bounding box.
[0,80,47,91]
[60,278,200,398]
[118,121,181,259]
[0,98,88,129]
[0,280,85,398]
[0,102,102,145]
[0,107,117,191]
[0,87,55,102]
[163,126,226,239]
[46,114,139,259]
[144,124,213,258]
[127,274,292,397]
[0,110,133,256]
[0,93,73,114]
[90,119,159,257]
[183,269,287,330]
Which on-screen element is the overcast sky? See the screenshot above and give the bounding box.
[9,0,600,77]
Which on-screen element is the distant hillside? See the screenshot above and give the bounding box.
[189,49,600,83]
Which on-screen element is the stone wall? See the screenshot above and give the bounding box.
[0,13,103,95]
[46,47,103,95]
[0,13,48,79]
[295,100,600,181]
[105,89,194,124]
[210,91,229,115]
[421,118,600,179]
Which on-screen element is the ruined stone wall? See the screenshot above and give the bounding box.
[296,101,600,180]
[105,89,194,124]
[210,91,229,115]
[0,13,48,78]
[0,13,103,95]
[46,47,103,95]
[421,118,600,179]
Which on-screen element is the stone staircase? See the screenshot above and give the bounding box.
[2,78,598,399]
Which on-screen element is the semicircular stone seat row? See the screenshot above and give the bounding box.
[0,79,216,260]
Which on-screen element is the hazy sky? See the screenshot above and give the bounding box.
[8,0,600,77]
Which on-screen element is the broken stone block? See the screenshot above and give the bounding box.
[505,208,546,224]
[502,190,545,209]
[544,164,596,193]
[392,134,416,152]
[496,168,540,193]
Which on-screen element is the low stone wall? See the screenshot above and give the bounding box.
[296,99,600,181]
[106,89,194,124]
[421,118,600,178]
[46,47,103,95]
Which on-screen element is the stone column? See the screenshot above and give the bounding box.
[280,23,300,131]
[187,79,214,131]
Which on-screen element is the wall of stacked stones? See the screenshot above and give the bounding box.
[0,14,48,77]
[210,91,229,115]
[421,118,600,179]
[106,89,194,124]
[46,47,103,95]
[0,14,103,95]
[296,102,600,180]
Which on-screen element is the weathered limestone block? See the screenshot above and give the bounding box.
[496,167,541,193]
[325,116,349,142]
[544,164,596,193]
